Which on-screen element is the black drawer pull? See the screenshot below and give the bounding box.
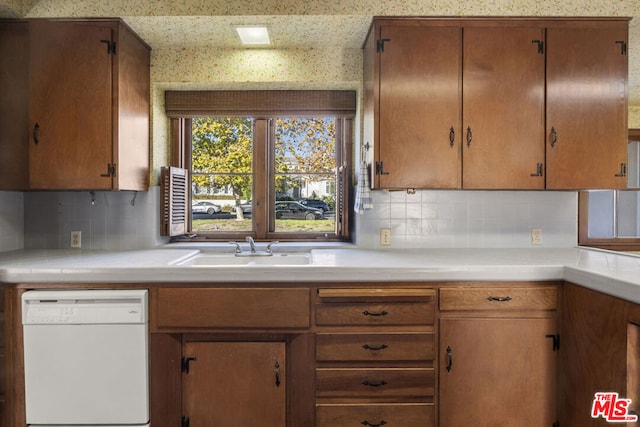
[487,296,512,302]
[363,310,388,317]
[362,421,387,426]
[362,344,388,351]
[362,380,387,387]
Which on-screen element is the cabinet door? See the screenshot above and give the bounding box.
[183,341,286,427]
[440,318,557,426]
[0,22,29,190]
[376,25,461,189]
[463,27,545,189]
[29,21,113,190]
[559,284,628,426]
[546,24,628,189]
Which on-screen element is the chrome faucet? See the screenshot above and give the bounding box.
[245,236,257,253]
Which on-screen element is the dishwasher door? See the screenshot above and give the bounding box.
[22,289,149,427]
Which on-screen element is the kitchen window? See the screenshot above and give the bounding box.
[162,90,355,241]
[578,130,640,251]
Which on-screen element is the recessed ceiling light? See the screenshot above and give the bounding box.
[235,26,271,45]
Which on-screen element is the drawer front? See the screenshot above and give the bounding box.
[156,288,310,328]
[316,333,434,362]
[316,403,435,427]
[316,302,434,326]
[439,286,558,311]
[316,368,434,398]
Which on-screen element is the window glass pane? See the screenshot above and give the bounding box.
[191,117,253,233]
[587,190,615,238]
[274,117,336,233]
[618,191,640,237]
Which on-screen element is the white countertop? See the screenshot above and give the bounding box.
[0,246,639,304]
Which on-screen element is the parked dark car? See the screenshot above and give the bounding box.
[192,200,221,215]
[275,201,323,220]
[299,199,330,212]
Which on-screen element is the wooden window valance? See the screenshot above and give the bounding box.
[164,90,357,118]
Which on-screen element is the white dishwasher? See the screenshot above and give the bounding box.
[22,289,150,427]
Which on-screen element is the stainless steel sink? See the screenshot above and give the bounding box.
[176,252,311,266]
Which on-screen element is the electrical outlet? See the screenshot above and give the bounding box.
[380,228,391,246]
[70,231,82,248]
[531,228,542,245]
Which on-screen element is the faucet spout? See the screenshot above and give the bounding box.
[245,236,257,253]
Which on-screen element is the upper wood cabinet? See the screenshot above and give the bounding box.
[0,19,150,191]
[364,18,629,190]
[546,22,629,190]
[364,23,462,189]
[463,26,545,189]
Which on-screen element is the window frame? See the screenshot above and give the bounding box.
[166,91,354,242]
[578,129,640,251]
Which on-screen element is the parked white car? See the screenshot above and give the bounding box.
[192,200,221,215]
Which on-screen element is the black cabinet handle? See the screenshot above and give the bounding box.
[363,310,388,317]
[466,127,472,148]
[449,126,455,148]
[274,361,280,387]
[446,346,453,372]
[33,123,40,145]
[362,380,387,387]
[362,344,388,351]
[361,421,387,426]
[550,127,558,148]
[487,296,512,302]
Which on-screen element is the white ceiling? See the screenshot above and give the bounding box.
[1,0,639,104]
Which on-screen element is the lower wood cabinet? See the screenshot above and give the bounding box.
[316,403,435,426]
[315,288,436,427]
[9,281,640,427]
[558,283,630,426]
[182,341,286,427]
[439,318,557,426]
[439,284,559,427]
[149,287,314,427]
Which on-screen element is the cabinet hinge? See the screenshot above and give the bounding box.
[181,356,197,373]
[546,334,560,351]
[377,38,390,53]
[375,161,389,176]
[615,162,627,177]
[100,40,116,55]
[100,163,117,178]
[616,40,627,55]
[532,39,544,54]
[181,416,190,427]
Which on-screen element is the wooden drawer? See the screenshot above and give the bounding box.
[156,288,310,328]
[439,286,558,311]
[316,403,435,427]
[316,302,434,326]
[316,333,434,362]
[316,368,434,398]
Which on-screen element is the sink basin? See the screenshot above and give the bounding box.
[176,252,311,266]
